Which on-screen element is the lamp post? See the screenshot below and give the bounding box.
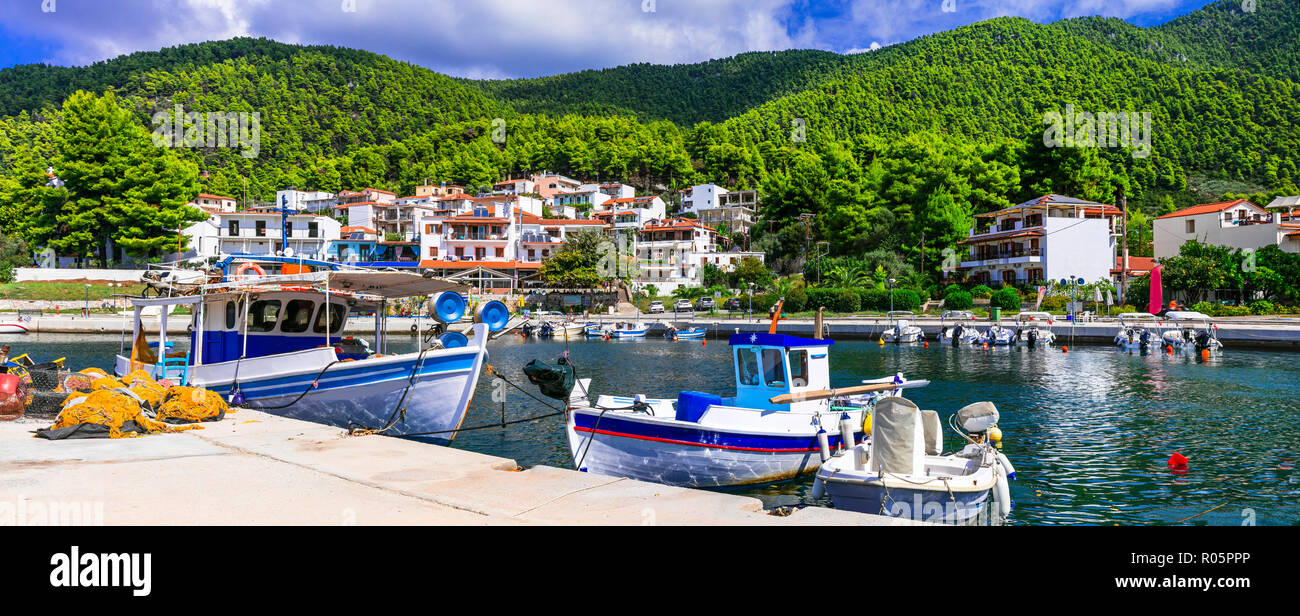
[83,283,91,317]
[888,278,896,314]
[747,282,754,321]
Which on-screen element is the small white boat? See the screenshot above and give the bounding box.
[881,311,923,343]
[0,318,30,334]
[814,397,1015,524]
[1160,311,1223,353]
[939,311,979,345]
[1013,311,1056,347]
[1114,312,1162,350]
[559,333,925,487]
[981,324,1013,346]
[606,321,648,339]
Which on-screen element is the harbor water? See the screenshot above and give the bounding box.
[7,332,1298,525]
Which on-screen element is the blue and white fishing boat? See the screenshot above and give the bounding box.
[665,326,706,340]
[115,265,503,443]
[981,323,1014,346]
[561,332,920,487]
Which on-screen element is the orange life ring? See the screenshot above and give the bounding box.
[233,262,266,281]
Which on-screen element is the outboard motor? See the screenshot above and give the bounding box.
[1140,329,1151,348]
[1196,331,1212,351]
[1027,328,1038,348]
[952,324,963,346]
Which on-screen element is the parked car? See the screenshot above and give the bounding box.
[695,297,716,310]
[648,300,664,314]
[674,299,694,312]
[723,298,742,311]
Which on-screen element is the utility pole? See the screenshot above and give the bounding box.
[1120,192,1129,306]
[798,212,813,270]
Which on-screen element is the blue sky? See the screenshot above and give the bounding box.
[0,0,1217,78]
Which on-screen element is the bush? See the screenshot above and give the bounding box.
[943,290,973,310]
[784,286,808,313]
[858,288,890,311]
[990,288,1021,311]
[943,284,963,297]
[1213,304,1251,317]
[0,262,14,284]
[1039,296,1067,312]
[1248,300,1275,315]
[891,289,922,312]
[970,285,994,299]
[1190,301,1215,314]
[832,289,861,313]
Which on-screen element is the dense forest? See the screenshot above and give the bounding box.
[0,0,1296,273]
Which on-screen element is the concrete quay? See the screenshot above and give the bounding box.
[0,409,909,526]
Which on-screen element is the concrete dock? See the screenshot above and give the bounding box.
[0,410,908,526]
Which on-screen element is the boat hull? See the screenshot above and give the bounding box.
[0,323,29,334]
[117,343,486,444]
[566,410,857,487]
[822,479,992,524]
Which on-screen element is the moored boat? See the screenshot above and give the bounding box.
[113,266,498,443]
[814,397,1015,524]
[1114,312,1162,350]
[939,310,979,345]
[1013,311,1056,347]
[1160,310,1223,353]
[881,311,923,343]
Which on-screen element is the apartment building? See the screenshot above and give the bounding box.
[958,194,1120,286]
[680,183,758,234]
[183,206,341,262]
[1153,199,1300,259]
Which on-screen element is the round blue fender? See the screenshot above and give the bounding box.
[439,332,469,348]
[474,300,510,332]
[430,291,467,324]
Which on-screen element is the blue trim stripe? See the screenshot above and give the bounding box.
[573,412,857,452]
[211,352,477,400]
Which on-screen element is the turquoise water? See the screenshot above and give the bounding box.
[8,331,1298,525]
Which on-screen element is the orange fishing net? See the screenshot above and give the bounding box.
[50,390,199,438]
[157,386,229,423]
[79,367,110,378]
[121,370,157,386]
[89,377,128,391]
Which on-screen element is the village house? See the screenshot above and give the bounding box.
[958,194,1120,286]
[1152,199,1300,259]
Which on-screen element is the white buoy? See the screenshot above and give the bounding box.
[816,428,831,463]
[853,444,867,471]
[838,412,855,452]
[993,464,1012,519]
[810,476,825,500]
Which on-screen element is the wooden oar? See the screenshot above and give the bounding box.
[769,382,900,405]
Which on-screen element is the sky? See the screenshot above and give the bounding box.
[0,0,1218,79]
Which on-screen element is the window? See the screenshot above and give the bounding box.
[255,220,267,237]
[227,220,239,236]
[308,222,319,238]
[455,247,464,257]
[495,247,504,258]
[224,301,237,329]
[281,299,316,333]
[528,249,535,259]
[787,350,809,388]
[1186,219,1196,233]
[762,348,786,388]
[248,300,281,332]
[737,348,760,386]
[312,303,348,334]
[429,246,438,257]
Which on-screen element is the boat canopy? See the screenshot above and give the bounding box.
[941,310,975,320]
[728,332,834,348]
[1165,311,1212,321]
[201,271,468,299]
[1117,312,1158,320]
[1017,311,1054,322]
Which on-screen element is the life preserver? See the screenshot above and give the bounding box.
[233,262,266,282]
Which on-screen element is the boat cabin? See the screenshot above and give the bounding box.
[196,290,360,363]
[728,333,832,413]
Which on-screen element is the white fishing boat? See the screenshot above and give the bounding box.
[595,321,648,339]
[881,311,923,343]
[555,333,925,487]
[939,311,979,345]
[1160,310,1223,353]
[0,317,30,334]
[113,263,502,443]
[981,323,1014,346]
[814,398,1015,524]
[665,325,707,340]
[1114,312,1162,350]
[1013,311,1056,347]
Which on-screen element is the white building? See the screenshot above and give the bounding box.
[190,193,237,212]
[632,217,764,293]
[958,194,1119,286]
[184,206,341,262]
[679,183,758,234]
[275,189,336,212]
[1153,199,1300,259]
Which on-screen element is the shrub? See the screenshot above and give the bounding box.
[1190,301,1215,314]
[784,286,808,313]
[857,288,890,311]
[990,288,1021,311]
[1248,300,1275,315]
[891,289,922,312]
[970,285,994,299]
[833,289,861,313]
[0,262,14,284]
[943,290,973,310]
[1107,304,1137,317]
[943,284,963,297]
[1213,304,1251,317]
[1039,296,1067,312]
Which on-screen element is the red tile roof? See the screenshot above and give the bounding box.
[1156,199,1254,220]
[1112,256,1155,274]
[340,226,378,234]
[196,193,235,201]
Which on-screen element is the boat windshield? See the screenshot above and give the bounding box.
[788,350,808,388]
[737,348,761,386]
[762,348,786,388]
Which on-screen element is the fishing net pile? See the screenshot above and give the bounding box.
[33,369,228,439]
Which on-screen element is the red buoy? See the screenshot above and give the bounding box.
[1168,452,1189,473]
[1061,346,1068,353]
[702,339,707,347]
[923,342,930,349]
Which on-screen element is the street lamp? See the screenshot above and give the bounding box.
[747,282,755,321]
[84,283,91,317]
[888,278,897,314]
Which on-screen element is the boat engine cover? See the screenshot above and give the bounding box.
[956,401,999,433]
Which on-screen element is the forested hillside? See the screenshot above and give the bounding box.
[0,0,1296,272]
